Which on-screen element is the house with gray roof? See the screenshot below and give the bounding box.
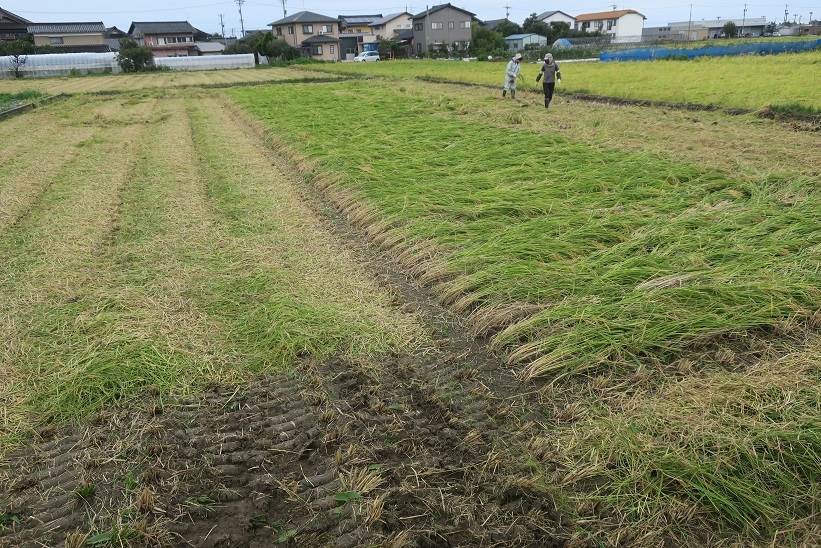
[128,21,201,57]
[27,22,109,52]
[536,10,576,26]
[269,11,341,61]
[369,12,413,39]
[0,7,30,42]
[412,3,475,55]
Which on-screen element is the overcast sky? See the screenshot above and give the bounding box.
[4,1,819,35]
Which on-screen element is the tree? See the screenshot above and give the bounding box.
[722,21,738,37]
[494,19,522,37]
[117,38,154,72]
[522,13,551,39]
[469,22,506,58]
[1,39,34,78]
[226,33,299,63]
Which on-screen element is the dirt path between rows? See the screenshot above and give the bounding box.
[0,96,576,547]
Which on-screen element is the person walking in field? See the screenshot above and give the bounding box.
[536,53,561,109]
[501,53,523,99]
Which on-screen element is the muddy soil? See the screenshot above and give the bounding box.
[0,105,573,547]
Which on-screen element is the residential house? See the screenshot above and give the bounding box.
[338,14,383,57]
[269,11,340,61]
[536,10,576,27]
[339,14,382,33]
[574,9,645,43]
[128,21,200,57]
[668,17,767,39]
[27,22,109,52]
[504,33,548,51]
[481,18,506,31]
[0,7,30,42]
[369,12,413,40]
[412,3,474,55]
[195,41,225,55]
[105,26,127,51]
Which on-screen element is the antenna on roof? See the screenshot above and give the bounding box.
[611,4,617,10]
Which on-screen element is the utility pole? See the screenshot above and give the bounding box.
[741,3,747,36]
[219,13,225,38]
[281,0,287,18]
[504,5,510,19]
[235,0,246,38]
[687,3,693,42]
[784,4,789,23]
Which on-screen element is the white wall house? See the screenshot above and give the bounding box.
[504,33,548,51]
[536,10,575,27]
[575,9,645,43]
[369,12,412,39]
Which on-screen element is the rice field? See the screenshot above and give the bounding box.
[0,66,337,95]
[303,49,821,112]
[1,62,818,546]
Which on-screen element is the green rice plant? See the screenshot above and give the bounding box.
[0,90,42,110]
[298,50,821,111]
[229,80,820,382]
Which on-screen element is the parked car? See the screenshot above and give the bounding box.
[354,51,380,62]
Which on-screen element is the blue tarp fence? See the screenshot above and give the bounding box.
[600,38,820,62]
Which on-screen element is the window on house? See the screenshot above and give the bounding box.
[448,21,454,29]
[313,45,323,55]
[276,27,282,35]
[416,42,422,53]
[49,36,64,45]
[288,25,294,35]
[414,23,423,31]
[431,22,443,29]
[303,24,313,33]
[461,21,471,28]
[321,24,331,33]
[330,45,335,54]
[607,20,614,30]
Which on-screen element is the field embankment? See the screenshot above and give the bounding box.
[0,66,338,95]
[303,50,821,113]
[229,79,821,543]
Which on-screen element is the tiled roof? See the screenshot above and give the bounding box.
[536,10,574,20]
[575,10,644,22]
[129,21,198,37]
[195,41,225,52]
[302,34,339,44]
[269,11,337,26]
[369,13,410,26]
[413,3,475,20]
[27,22,105,34]
[0,7,31,25]
[339,14,382,25]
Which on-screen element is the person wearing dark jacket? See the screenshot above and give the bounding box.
[535,53,561,109]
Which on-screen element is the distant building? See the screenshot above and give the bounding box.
[668,17,767,38]
[536,10,576,27]
[27,22,109,52]
[105,26,127,51]
[269,11,340,61]
[129,21,200,57]
[369,12,413,39]
[0,6,30,42]
[481,18,512,32]
[339,14,382,33]
[195,41,225,55]
[412,3,475,55]
[504,33,548,51]
[575,9,645,43]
